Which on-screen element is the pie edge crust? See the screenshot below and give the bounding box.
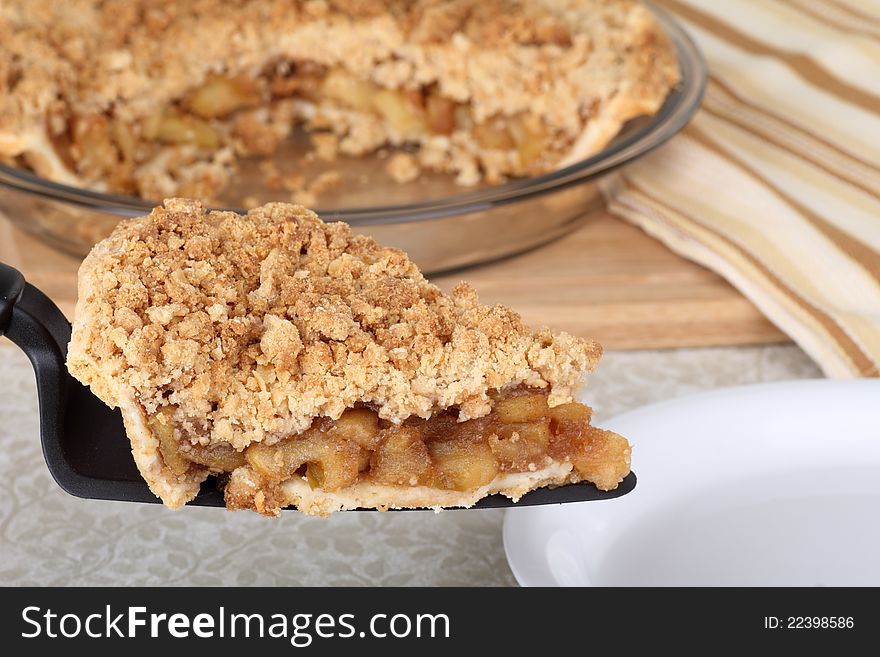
[120,391,208,509]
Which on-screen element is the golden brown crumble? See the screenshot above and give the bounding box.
[68,199,602,453]
[311,133,340,162]
[385,152,421,183]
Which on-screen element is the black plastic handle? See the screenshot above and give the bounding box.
[0,261,26,336]
[0,261,72,394]
[0,262,72,353]
[0,262,73,476]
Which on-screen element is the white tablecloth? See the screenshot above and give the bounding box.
[0,342,819,586]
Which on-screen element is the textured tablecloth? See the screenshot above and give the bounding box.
[0,342,819,586]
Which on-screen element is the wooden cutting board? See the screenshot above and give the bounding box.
[0,210,787,350]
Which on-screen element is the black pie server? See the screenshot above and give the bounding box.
[0,261,635,510]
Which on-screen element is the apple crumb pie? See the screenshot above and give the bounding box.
[0,0,679,201]
[66,198,631,515]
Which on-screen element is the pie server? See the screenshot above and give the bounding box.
[0,261,636,510]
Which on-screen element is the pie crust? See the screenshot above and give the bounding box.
[1,0,679,199]
[67,198,631,515]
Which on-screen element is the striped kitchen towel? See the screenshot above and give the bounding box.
[604,0,880,377]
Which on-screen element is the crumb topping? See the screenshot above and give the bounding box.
[0,0,676,126]
[68,199,602,450]
[385,152,421,183]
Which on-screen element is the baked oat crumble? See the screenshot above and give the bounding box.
[385,152,421,184]
[69,198,602,441]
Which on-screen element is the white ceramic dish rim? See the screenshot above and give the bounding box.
[502,378,880,587]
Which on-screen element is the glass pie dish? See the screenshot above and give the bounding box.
[0,6,705,274]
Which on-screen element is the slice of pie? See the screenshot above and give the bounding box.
[1,0,679,200]
[67,198,630,516]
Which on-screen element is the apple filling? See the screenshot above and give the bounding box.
[315,66,555,172]
[150,387,629,514]
[47,61,560,198]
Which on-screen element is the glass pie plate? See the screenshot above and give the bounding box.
[0,6,705,274]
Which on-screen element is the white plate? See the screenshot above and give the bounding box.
[503,379,880,586]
